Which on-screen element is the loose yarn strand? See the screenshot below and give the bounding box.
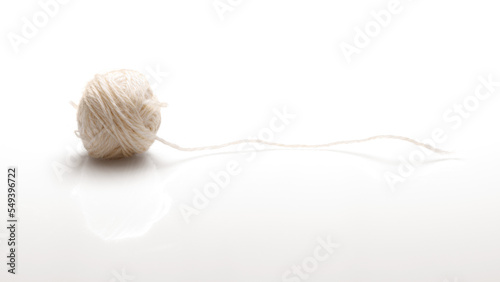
[74,70,450,159]
[155,135,449,154]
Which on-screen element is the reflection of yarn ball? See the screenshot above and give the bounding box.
[77,69,162,159]
[76,156,171,240]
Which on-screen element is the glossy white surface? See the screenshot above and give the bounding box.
[1,1,500,281]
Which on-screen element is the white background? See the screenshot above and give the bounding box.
[1,0,500,281]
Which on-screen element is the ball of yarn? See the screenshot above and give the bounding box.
[77,69,162,159]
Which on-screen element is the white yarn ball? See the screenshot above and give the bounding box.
[77,69,162,159]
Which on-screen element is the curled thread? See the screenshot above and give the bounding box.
[155,135,449,154]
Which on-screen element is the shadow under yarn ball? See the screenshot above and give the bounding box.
[77,69,163,159]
